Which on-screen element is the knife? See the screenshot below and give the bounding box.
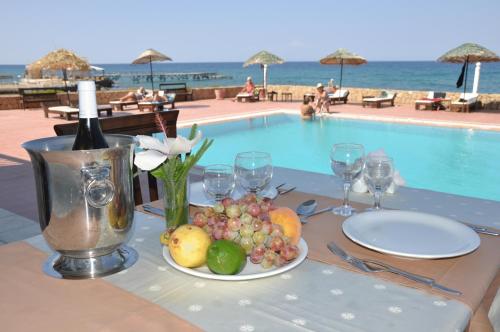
[143,204,165,216]
[468,225,499,236]
[327,242,462,296]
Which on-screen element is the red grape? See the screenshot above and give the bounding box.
[280,245,300,261]
[269,236,285,252]
[248,203,261,217]
[221,197,234,208]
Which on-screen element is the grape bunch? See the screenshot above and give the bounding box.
[192,194,300,269]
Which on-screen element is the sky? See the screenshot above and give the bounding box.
[2,0,500,64]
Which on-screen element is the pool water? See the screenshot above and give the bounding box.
[179,114,500,202]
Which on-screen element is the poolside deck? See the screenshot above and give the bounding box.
[1,99,500,232]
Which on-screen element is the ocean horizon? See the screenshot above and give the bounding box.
[1,61,499,93]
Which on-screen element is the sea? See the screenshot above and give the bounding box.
[1,61,500,93]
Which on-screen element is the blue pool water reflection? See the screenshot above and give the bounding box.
[180,114,500,201]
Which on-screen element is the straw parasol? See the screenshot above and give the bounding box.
[132,49,172,92]
[437,43,500,98]
[320,48,367,92]
[243,51,284,94]
[28,48,90,105]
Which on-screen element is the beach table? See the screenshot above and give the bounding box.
[1,168,499,331]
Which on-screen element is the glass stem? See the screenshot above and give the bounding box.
[373,190,382,210]
[343,181,351,207]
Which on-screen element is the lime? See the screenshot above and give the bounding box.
[206,240,247,275]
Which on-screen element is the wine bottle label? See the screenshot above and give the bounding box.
[78,81,98,119]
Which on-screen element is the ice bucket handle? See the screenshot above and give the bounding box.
[81,164,115,208]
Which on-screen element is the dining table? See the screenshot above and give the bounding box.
[0,167,499,332]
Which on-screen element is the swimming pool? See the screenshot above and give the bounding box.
[179,114,500,202]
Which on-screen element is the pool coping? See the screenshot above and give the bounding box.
[178,108,500,132]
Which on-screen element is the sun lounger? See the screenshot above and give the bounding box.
[328,89,350,104]
[450,93,479,113]
[110,100,139,111]
[236,92,259,102]
[415,92,450,110]
[42,103,113,120]
[362,91,397,108]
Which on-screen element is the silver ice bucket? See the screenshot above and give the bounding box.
[22,134,138,279]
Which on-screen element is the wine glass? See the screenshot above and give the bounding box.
[202,164,235,202]
[364,156,394,211]
[234,151,273,194]
[330,143,365,216]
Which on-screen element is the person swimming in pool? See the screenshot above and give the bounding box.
[300,96,315,119]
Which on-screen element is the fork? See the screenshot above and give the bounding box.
[327,242,462,295]
[275,183,296,196]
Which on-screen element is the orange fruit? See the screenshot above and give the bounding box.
[269,207,302,245]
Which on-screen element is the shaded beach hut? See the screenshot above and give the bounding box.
[437,43,500,96]
[132,49,172,93]
[27,48,90,105]
[243,51,284,95]
[320,49,367,92]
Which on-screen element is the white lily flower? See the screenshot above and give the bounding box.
[134,131,203,171]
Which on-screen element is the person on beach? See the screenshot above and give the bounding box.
[233,76,256,101]
[314,83,330,114]
[119,87,147,102]
[241,76,255,94]
[300,96,315,119]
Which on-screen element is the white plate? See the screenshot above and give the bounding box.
[342,210,480,259]
[189,182,278,207]
[163,238,308,281]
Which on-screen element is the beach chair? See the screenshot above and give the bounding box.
[138,92,176,112]
[450,93,479,113]
[236,89,260,102]
[328,89,350,104]
[362,91,397,108]
[415,92,450,110]
[110,100,139,111]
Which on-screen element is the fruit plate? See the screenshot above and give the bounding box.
[162,238,308,281]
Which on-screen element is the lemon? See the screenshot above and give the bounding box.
[168,225,211,268]
[206,240,247,275]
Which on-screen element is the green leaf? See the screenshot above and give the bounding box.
[188,124,198,140]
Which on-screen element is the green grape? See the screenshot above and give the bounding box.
[240,236,254,254]
[239,224,254,238]
[213,202,224,213]
[240,213,253,225]
[252,231,266,245]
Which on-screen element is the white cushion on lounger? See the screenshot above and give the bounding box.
[451,93,478,105]
[237,93,252,97]
[415,99,433,104]
[363,97,387,102]
[329,89,349,98]
[48,106,78,113]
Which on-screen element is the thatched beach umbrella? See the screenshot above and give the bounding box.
[28,48,90,104]
[243,51,284,94]
[320,48,367,92]
[437,43,500,98]
[132,49,172,92]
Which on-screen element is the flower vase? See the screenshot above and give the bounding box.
[163,177,190,232]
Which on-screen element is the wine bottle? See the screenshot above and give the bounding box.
[72,81,109,150]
